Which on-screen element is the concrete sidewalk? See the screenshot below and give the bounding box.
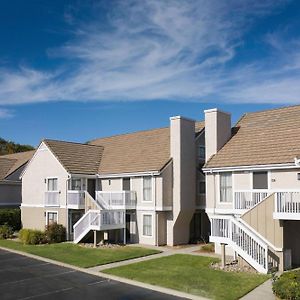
[89,244,220,272]
[240,279,275,300]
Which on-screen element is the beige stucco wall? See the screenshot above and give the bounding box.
[22,143,69,207]
[270,169,300,190]
[0,182,21,207]
[21,206,67,230]
[167,116,196,245]
[242,194,283,248]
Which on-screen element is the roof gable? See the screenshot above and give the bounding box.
[44,139,103,175]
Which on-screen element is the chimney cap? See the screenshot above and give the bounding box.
[204,108,231,115]
[170,115,195,122]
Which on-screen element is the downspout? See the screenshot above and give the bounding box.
[154,175,158,246]
[66,174,71,240]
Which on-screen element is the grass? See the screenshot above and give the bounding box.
[103,254,270,300]
[0,239,160,268]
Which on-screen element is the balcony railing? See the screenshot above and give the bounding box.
[96,191,136,209]
[45,191,60,207]
[274,191,300,219]
[67,190,85,209]
[234,190,270,211]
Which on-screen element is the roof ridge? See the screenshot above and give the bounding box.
[43,139,103,148]
[89,120,204,143]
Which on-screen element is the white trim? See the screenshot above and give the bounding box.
[141,212,154,238]
[21,204,67,208]
[203,163,298,173]
[273,212,300,220]
[142,176,153,203]
[170,115,195,123]
[97,171,160,178]
[204,108,231,115]
[136,205,172,211]
[45,210,58,226]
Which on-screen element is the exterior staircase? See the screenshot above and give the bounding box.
[73,191,126,244]
[210,216,269,273]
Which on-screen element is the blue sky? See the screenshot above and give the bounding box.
[1,0,300,146]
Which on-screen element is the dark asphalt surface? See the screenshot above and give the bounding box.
[0,249,185,300]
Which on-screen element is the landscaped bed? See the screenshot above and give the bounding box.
[103,254,270,300]
[0,239,160,268]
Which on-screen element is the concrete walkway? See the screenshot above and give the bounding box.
[240,279,275,300]
[88,244,220,272]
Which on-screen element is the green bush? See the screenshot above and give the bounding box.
[0,225,14,239]
[45,223,66,243]
[19,229,47,245]
[0,208,21,230]
[273,270,300,300]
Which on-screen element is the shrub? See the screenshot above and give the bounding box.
[45,223,66,243]
[201,243,215,252]
[273,270,300,300]
[19,229,47,245]
[0,225,14,239]
[0,208,21,230]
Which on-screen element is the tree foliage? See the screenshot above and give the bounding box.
[0,137,34,155]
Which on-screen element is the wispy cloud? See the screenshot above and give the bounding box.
[0,108,14,118]
[0,0,297,106]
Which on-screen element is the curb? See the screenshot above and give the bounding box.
[0,246,208,300]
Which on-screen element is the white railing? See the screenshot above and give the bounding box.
[96,191,136,209]
[274,192,300,219]
[45,191,60,207]
[234,190,270,210]
[67,191,85,207]
[210,216,268,273]
[73,209,125,243]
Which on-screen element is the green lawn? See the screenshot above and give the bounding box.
[103,254,270,300]
[0,239,160,268]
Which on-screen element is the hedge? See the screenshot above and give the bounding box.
[0,208,21,230]
[273,270,300,300]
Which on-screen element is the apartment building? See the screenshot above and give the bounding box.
[0,151,34,207]
[21,116,210,246]
[203,106,300,273]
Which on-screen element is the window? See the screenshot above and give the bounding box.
[143,214,152,236]
[70,178,81,190]
[220,173,232,202]
[198,180,206,195]
[253,172,268,189]
[123,178,131,191]
[197,145,205,160]
[47,178,58,191]
[143,177,152,201]
[46,211,58,225]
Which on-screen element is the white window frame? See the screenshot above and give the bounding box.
[219,172,233,203]
[251,171,270,190]
[46,177,58,192]
[69,178,83,191]
[45,211,58,226]
[142,177,153,202]
[142,213,153,237]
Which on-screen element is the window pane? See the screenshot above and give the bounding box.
[47,212,57,224]
[48,178,58,191]
[198,145,205,160]
[71,179,81,190]
[143,177,152,201]
[143,215,152,236]
[220,173,232,202]
[253,172,268,189]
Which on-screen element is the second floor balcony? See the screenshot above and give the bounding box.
[96,191,137,209]
[45,191,60,207]
[234,190,270,211]
[67,190,85,209]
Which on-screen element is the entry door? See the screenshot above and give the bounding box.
[126,213,131,243]
[68,210,84,238]
[87,179,96,199]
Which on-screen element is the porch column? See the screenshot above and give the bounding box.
[93,230,97,248]
[221,243,226,268]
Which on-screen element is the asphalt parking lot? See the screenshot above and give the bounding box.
[0,249,184,300]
